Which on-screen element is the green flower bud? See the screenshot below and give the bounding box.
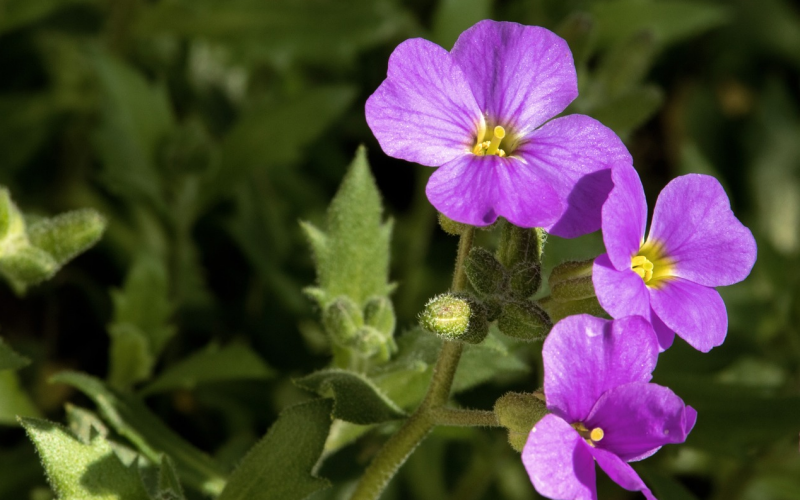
[539,296,607,323]
[508,260,542,299]
[351,326,387,357]
[497,300,552,342]
[0,246,58,292]
[322,296,363,346]
[28,209,107,266]
[437,213,469,236]
[550,275,596,302]
[0,188,25,242]
[465,247,508,297]
[363,296,396,336]
[548,258,594,287]
[497,222,544,269]
[419,293,488,344]
[494,392,549,452]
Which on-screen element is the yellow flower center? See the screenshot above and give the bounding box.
[473,125,508,157]
[631,240,673,287]
[572,422,605,447]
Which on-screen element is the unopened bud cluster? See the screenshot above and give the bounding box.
[322,295,397,361]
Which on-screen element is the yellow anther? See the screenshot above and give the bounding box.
[485,126,505,155]
[631,255,647,266]
[590,427,604,442]
[631,254,655,283]
[631,240,673,287]
[633,268,645,279]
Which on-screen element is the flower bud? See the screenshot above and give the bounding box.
[539,296,606,323]
[351,326,388,357]
[494,392,548,452]
[419,293,488,344]
[465,247,508,297]
[508,260,542,299]
[28,209,107,266]
[550,275,596,302]
[322,296,363,346]
[363,296,396,336]
[497,300,552,341]
[497,222,544,269]
[548,258,594,287]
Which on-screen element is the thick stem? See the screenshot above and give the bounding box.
[348,227,476,500]
[431,407,500,427]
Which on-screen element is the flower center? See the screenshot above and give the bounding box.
[630,240,673,287]
[572,422,604,447]
[473,125,507,157]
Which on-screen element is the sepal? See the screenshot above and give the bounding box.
[494,392,549,452]
[497,300,552,341]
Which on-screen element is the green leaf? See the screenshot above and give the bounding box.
[157,455,186,500]
[141,343,274,396]
[51,372,227,496]
[19,417,151,500]
[28,209,107,267]
[0,337,30,372]
[108,323,155,389]
[591,0,730,49]
[588,85,664,136]
[302,146,394,308]
[295,369,406,424]
[89,48,175,205]
[0,371,41,425]
[0,0,98,34]
[454,330,529,393]
[217,399,332,500]
[431,0,492,48]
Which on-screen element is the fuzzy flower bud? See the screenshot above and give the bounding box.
[497,300,552,341]
[465,247,508,297]
[322,296,363,346]
[363,296,396,336]
[494,392,548,452]
[419,293,488,344]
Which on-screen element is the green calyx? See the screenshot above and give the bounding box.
[419,293,488,344]
[494,392,549,452]
[465,247,509,297]
[497,300,552,342]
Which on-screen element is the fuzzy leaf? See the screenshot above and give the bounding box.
[108,323,155,389]
[157,455,186,500]
[141,343,274,396]
[19,417,151,500]
[302,146,393,308]
[295,369,406,424]
[217,399,332,500]
[28,209,107,266]
[0,337,30,372]
[51,372,227,496]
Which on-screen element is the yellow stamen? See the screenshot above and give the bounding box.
[631,240,674,287]
[485,126,505,155]
[590,427,604,442]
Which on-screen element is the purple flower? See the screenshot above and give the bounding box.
[365,20,631,237]
[523,315,696,500]
[592,165,757,352]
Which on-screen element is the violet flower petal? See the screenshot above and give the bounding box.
[649,278,728,352]
[425,154,562,227]
[650,310,676,351]
[585,382,696,462]
[450,20,578,135]
[523,414,597,500]
[648,174,757,287]
[588,447,657,500]
[600,164,647,270]
[365,38,482,167]
[593,254,651,319]
[544,315,658,423]
[516,115,629,238]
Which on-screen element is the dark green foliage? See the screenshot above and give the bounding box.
[0,337,30,372]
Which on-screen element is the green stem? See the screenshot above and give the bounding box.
[348,227,476,500]
[431,407,500,427]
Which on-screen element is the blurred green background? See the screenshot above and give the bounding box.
[1,0,799,499]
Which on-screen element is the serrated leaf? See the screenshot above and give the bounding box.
[65,404,110,443]
[112,255,174,348]
[108,323,155,389]
[217,399,332,500]
[28,209,107,266]
[295,369,406,424]
[0,371,41,424]
[302,147,393,308]
[157,455,186,500]
[141,343,274,396]
[19,417,151,500]
[0,337,30,372]
[51,372,227,496]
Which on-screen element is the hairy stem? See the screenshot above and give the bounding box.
[431,407,500,427]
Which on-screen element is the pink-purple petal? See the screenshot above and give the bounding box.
[589,447,657,500]
[650,310,676,352]
[425,154,562,227]
[649,278,728,352]
[593,254,651,320]
[601,164,648,269]
[515,115,630,238]
[648,174,757,287]
[585,382,695,462]
[543,315,658,423]
[365,38,482,167]
[523,414,597,500]
[450,21,578,134]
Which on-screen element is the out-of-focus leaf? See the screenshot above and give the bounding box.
[588,85,664,136]
[158,455,186,500]
[65,404,109,444]
[454,331,529,393]
[20,417,151,500]
[108,323,155,390]
[135,0,411,64]
[295,369,406,424]
[0,371,41,424]
[301,147,394,309]
[90,48,175,206]
[638,468,700,500]
[431,0,492,48]
[219,85,356,187]
[51,372,227,496]
[0,337,30,372]
[591,0,730,49]
[141,343,274,396]
[0,443,44,499]
[0,0,97,34]
[0,95,54,175]
[216,399,332,500]
[28,209,107,267]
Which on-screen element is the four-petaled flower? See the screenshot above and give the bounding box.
[592,165,757,352]
[365,20,631,237]
[523,315,697,500]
